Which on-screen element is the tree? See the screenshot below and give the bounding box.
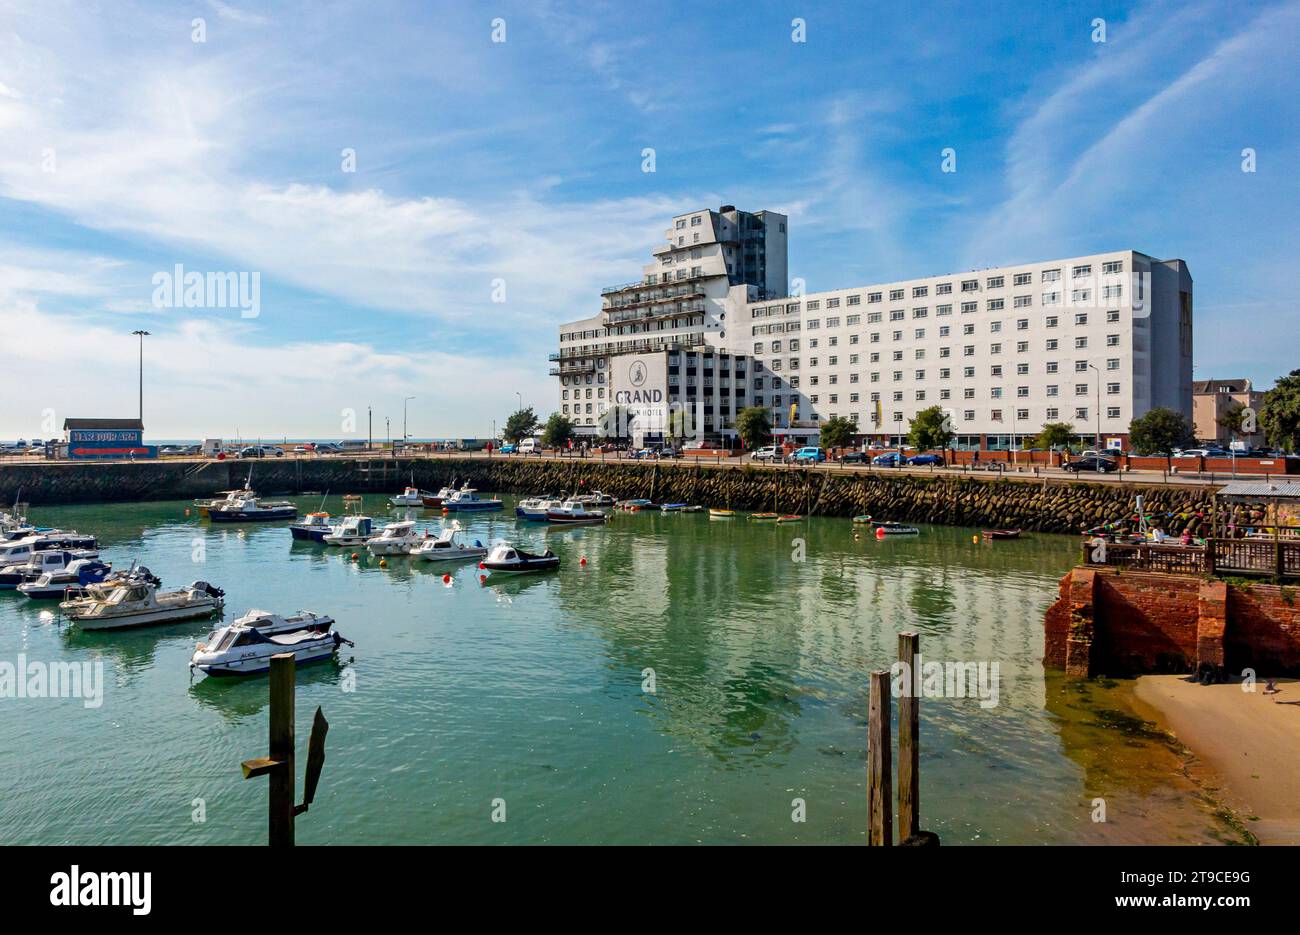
[666,407,692,445]
[502,407,538,444]
[819,415,855,450]
[907,406,953,451]
[1128,406,1195,455]
[734,406,771,451]
[599,406,632,442]
[541,412,574,449]
[1035,421,1075,451]
[1261,369,1300,452]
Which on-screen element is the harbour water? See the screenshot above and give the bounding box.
[0,497,1248,844]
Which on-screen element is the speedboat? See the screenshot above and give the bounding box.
[481,543,560,574]
[59,577,225,630]
[323,514,375,546]
[289,512,333,542]
[411,522,488,563]
[0,548,100,589]
[617,499,655,511]
[208,493,297,523]
[389,486,429,508]
[195,485,256,517]
[659,502,688,512]
[546,499,608,525]
[422,483,459,509]
[750,512,779,521]
[442,487,503,512]
[17,559,113,599]
[575,490,616,508]
[516,495,562,521]
[32,530,98,551]
[873,520,920,536]
[366,520,423,556]
[190,610,351,676]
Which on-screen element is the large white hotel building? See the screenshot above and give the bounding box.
[553,205,1192,450]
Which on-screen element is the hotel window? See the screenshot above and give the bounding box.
[892,330,903,341]
[870,332,880,343]
[870,353,880,363]
[1103,260,1123,274]
[828,374,837,384]
[915,369,926,380]
[1107,382,1120,395]
[890,310,905,321]
[1107,406,1121,419]
[806,300,820,310]
[936,282,952,295]
[1013,272,1032,286]
[789,339,800,351]
[963,323,975,335]
[850,372,859,383]
[1042,291,1061,305]
[771,340,782,352]
[961,302,977,314]
[1106,334,1119,346]
[939,346,951,358]
[915,349,926,360]
[990,343,1002,354]
[963,345,975,356]
[1106,310,1120,323]
[1016,408,1029,421]
[675,219,685,229]
[1045,339,1058,351]
[1074,312,1088,325]
[1017,363,1029,374]
[990,321,1002,333]
[893,371,903,381]
[916,390,927,401]
[893,350,903,361]
[939,368,951,379]
[990,410,1003,422]
[1075,383,1088,396]
[1046,407,1059,420]
[691,215,702,226]
[990,365,1003,377]
[868,292,882,303]
[964,388,975,399]
[913,307,928,318]
[1072,289,1091,303]
[1045,316,1058,328]
[1016,318,1028,330]
[1046,362,1059,374]
[987,298,1004,311]
[1072,264,1091,278]
[987,276,1004,289]
[1075,336,1088,349]
[936,304,952,316]
[1102,284,1123,300]
[1042,269,1060,282]
[826,317,841,328]
[939,325,951,337]
[847,294,861,306]
[1017,386,1029,397]
[807,319,820,329]
[1013,295,1032,308]
[892,391,902,401]
[849,353,860,364]
[961,279,979,292]
[870,372,880,382]
[827,298,841,308]
[846,314,860,326]
[910,286,927,298]
[940,389,951,400]
[889,289,904,301]
[963,366,975,377]
[915,328,926,339]
[964,410,975,421]
[1075,360,1089,372]
[1046,385,1059,397]
[868,311,883,324]
[828,355,838,365]
[1107,358,1120,370]
[1075,407,1088,420]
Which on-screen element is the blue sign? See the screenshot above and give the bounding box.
[68,441,157,460]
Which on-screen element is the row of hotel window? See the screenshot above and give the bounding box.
[764,407,1120,425]
[755,354,1124,374]
[753,384,1122,403]
[755,321,1123,353]
[752,305,1126,330]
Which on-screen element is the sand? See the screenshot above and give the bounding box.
[1134,675,1300,845]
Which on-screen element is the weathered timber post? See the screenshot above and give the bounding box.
[867,669,892,845]
[241,653,331,846]
[897,632,919,840]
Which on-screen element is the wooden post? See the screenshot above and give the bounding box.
[897,632,920,840]
[268,654,296,846]
[867,669,893,846]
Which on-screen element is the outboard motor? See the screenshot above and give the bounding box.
[194,581,225,599]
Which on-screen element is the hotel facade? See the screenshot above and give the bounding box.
[553,206,1193,450]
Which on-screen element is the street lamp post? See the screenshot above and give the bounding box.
[131,330,150,421]
[1012,408,1018,467]
[516,392,523,414]
[1088,364,1101,453]
[403,396,415,445]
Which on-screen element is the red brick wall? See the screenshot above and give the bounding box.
[1225,585,1300,672]
[1092,573,1201,674]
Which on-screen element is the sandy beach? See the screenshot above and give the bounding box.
[1134,675,1300,845]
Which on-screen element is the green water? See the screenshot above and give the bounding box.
[0,497,1246,845]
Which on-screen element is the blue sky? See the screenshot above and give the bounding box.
[1,0,1297,439]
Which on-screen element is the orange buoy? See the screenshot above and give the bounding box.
[973,534,980,544]
[479,574,487,584]
[379,558,387,568]
[351,552,359,561]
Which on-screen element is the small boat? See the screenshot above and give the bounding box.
[289,512,334,542]
[0,548,100,589]
[679,505,704,513]
[195,484,256,517]
[575,490,617,508]
[852,515,874,525]
[516,495,563,521]
[708,508,735,518]
[207,493,297,523]
[17,559,113,599]
[32,530,99,551]
[422,484,458,509]
[659,503,688,512]
[322,514,375,546]
[750,512,780,521]
[982,529,1022,540]
[190,610,352,676]
[60,577,225,630]
[776,514,803,523]
[366,520,423,556]
[389,486,430,508]
[618,499,656,512]
[342,494,363,503]
[411,522,488,563]
[442,487,503,512]
[546,499,609,525]
[873,520,920,536]
[480,543,560,574]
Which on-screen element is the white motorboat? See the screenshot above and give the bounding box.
[289,511,334,542]
[59,577,225,630]
[441,487,503,512]
[575,490,616,508]
[422,483,459,509]
[411,522,488,563]
[0,548,100,589]
[322,514,376,546]
[389,486,430,508]
[190,610,352,676]
[16,559,113,599]
[366,520,424,556]
[207,493,297,523]
[195,482,257,517]
[516,495,564,521]
[545,499,608,525]
[480,542,560,574]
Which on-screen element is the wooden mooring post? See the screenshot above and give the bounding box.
[867,637,940,846]
[897,631,920,840]
[867,670,892,845]
[240,653,331,846]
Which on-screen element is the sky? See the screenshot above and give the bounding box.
[0,0,1297,440]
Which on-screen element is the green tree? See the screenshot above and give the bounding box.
[735,406,772,451]
[502,407,539,444]
[1035,421,1075,451]
[1261,370,1300,452]
[1128,406,1195,455]
[666,407,692,444]
[907,405,953,451]
[599,406,632,442]
[541,412,575,449]
[819,415,855,450]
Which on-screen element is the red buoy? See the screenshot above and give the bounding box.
[479,574,487,584]
[478,561,486,569]
[442,573,451,584]
[875,527,886,540]
[351,552,360,560]
[579,556,587,566]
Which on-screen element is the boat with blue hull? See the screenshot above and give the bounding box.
[289,512,334,542]
[441,488,503,513]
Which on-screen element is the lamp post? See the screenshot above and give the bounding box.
[403,396,415,445]
[1088,364,1101,452]
[516,391,523,414]
[1012,408,1018,467]
[131,330,150,421]
[896,414,903,468]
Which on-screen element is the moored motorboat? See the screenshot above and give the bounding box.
[195,484,256,517]
[617,499,655,511]
[750,512,779,521]
[389,486,430,508]
[207,493,297,523]
[190,609,351,676]
[546,499,608,525]
[708,508,735,518]
[516,495,563,521]
[0,548,100,589]
[982,528,1022,540]
[411,522,488,562]
[17,559,113,599]
[480,543,560,574]
[366,520,423,555]
[322,514,375,546]
[422,483,459,509]
[442,487,503,512]
[575,490,616,508]
[659,502,687,512]
[289,512,334,542]
[873,520,920,535]
[60,577,225,630]
[776,514,803,523]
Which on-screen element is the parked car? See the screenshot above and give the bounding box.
[1079,449,1119,460]
[237,445,285,459]
[752,445,783,462]
[292,444,315,454]
[840,450,870,464]
[907,453,945,466]
[872,452,902,466]
[499,443,517,454]
[1064,455,1119,473]
[789,446,826,463]
[1175,447,1228,458]
[657,446,681,458]
[314,442,343,454]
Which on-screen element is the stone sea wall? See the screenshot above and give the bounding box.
[0,456,1214,534]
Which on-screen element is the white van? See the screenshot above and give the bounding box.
[518,438,540,454]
